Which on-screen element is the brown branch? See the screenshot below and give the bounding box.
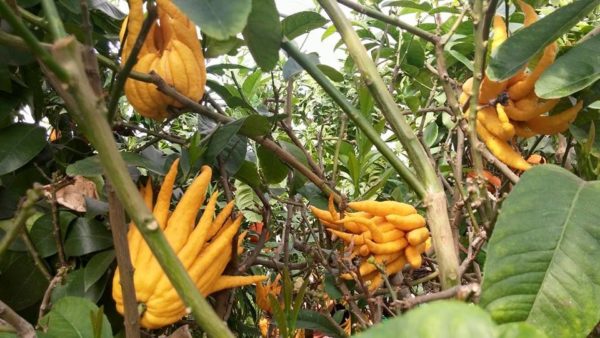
[20,231,52,280]
[50,173,67,267]
[114,121,187,145]
[336,0,439,44]
[147,72,341,202]
[37,266,67,325]
[396,283,480,310]
[106,182,140,338]
[252,258,308,270]
[0,300,35,338]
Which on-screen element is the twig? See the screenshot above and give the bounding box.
[238,188,272,273]
[107,2,158,122]
[0,187,43,257]
[332,113,348,184]
[37,266,68,324]
[479,146,520,184]
[0,2,69,82]
[279,121,326,180]
[0,300,35,338]
[148,72,341,202]
[336,0,439,44]
[281,41,425,198]
[50,173,67,267]
[20,231,52,280]
[106,182,140,338]
[114,121,187,145]
[395,283,480,309]
[252,258,308,270]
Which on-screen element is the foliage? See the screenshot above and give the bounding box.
[0,0,599,337]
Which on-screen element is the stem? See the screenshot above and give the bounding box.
[469,0,493,224]
[107,182,140,338]
[43,37,233,338]
[0,187,43,257]
[0,2,69,82]
[0,300,35,338]
[107,3,158,122]
[282,41,426,198]
[40,0,67,39]
[317,0,459,288]
[336,0,438,44]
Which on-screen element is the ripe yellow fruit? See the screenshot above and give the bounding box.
[112,161,265,329]
[120,0,206,121]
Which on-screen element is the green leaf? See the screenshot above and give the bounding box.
[239,115,272,138]
[242,70,263,98]
[488,0,600,81]
[423,122,439,147]
[536,34,600,99]
[51,269,108,304]
[66,152,167,177]
[496,322,548,338]
[83,250,115,292]
[480,165,600,337]
[296,310,344,338]
[233,160,263,189]
[39,296,112,338]
[0,123,46,175]
[204,36,244,58]
[354,300,496,338]
[30,212,77,257]
[204,119,244,162]
[172,0,251,40]
[323,273,342,300]
[257,144,288,184]
[0,251,49,311]
[316,64,344,82]
[297,183,328,210]
[64,218,113,257]
[282,11,328,40]
[242,0,282,71]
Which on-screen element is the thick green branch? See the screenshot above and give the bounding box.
[52,37,233,337]
[0,1,69,82]
[317,0,459,288]
[282,41,426,199]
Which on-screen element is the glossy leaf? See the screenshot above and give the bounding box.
[39,296,112,338]
[0,251,49,311]
[354,300,496,338]
[496,322,548,338]
[480,165,600,337]
[66,152,167,177]
[296,310,344,338]
[64,218,113,257]
[487,0,600,81]
[242,0,282,71]
[239,115,272,138]
[83,250,114,292]
[51,269,108,304]
[257,144,288,184]
[30,212,77,257]
[0,123,46,175]
[536,34,600,99]
[173,0,251,40]
[282,11,328,40]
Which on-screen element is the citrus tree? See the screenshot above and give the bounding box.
[0,0,599,337]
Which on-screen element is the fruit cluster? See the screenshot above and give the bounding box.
[120,0,206,121]
[460,0,583,171]
[112,160,265,329]
[311,197,431,292]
